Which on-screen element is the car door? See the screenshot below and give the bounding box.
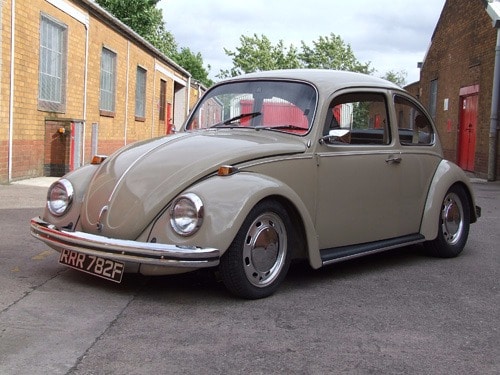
[393,94,442,232]
[315,91,406,250]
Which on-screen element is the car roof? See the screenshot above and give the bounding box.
[227,69,401,94]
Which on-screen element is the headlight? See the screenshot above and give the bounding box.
[170,193,204,236]
[47,179,74,216]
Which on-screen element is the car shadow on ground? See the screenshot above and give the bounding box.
[57,243,430,301]
[286,244,428,284]
[58,244,427,300]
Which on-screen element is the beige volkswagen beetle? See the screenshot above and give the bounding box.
[31,69,480,299]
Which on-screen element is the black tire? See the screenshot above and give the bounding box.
[219,200,293,299]
[423,185,470,258]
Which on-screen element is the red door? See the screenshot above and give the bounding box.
[458,94,478,171]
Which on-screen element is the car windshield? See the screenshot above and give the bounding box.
[185,80,317,135]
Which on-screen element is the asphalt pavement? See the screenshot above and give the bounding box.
[0,177,498,374]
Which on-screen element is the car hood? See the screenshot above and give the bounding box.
[80,130,306,239]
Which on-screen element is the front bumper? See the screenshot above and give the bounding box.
[30,217,220,268]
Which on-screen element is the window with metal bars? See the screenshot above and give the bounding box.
[159,79,167,121]
[100,47,116,116]
[38,14,67,113]
[135,66,147,120]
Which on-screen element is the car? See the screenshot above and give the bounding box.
[30,69,481,299]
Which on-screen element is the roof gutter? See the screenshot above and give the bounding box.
[77,0,191,79]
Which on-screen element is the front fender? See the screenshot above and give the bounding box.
[420,160,478,240]
[148,172,321,268]
[41,164,99,230]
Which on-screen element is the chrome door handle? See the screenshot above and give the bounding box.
[385,154,402,164]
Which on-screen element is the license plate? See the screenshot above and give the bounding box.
[59,249,124,283]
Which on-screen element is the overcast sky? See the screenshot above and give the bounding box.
[159,0,446,84]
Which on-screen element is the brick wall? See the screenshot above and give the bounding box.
[419,0,499,179]
[0,0,194,183]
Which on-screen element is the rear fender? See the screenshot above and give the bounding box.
[420,160,478,240]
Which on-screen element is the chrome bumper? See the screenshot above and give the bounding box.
[30,217,220,268]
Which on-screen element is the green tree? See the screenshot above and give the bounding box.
[96,0,211,86]
[97,0,168,47]
[299,33,372,73]
[218,34,301,79]
[175,47,213,87]
[382,70,407,87]
[218,32,373,79]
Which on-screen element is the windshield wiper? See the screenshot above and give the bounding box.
[256,124,308,132]
[211,111,262,128]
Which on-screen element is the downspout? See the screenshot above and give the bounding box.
[485,0,500,181]
[186,76,191,118]
[488,28,500,181]
[152,58,157,138]
[124,41,130,145]
[82,20,89,164]
[8,0,15,182]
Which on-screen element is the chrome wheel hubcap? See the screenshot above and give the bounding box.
[242,212,287,288]
[441,192,464,245]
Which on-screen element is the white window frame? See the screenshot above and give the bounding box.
[38,14,67,112]
[135,66,147,119]
[100,47,117,115]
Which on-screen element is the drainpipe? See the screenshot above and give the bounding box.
[82,20,89,165]
[152,58,157,138]
[124,41,130,145]
[8,0,16,182]
[486,0,500,181]
[488,28,500,181]
[186,76,192,119]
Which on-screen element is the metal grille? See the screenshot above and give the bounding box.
[38,15,67,112]
[100,48,116,112]
[135,67,147,117]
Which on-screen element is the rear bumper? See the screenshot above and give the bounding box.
[30,217,220,268]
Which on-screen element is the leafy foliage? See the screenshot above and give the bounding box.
[218,32,373,79]
[175,48,213,87]
[96,0,212,87]
[382,70,408,87]
[97,0,170,48]
[300,33,372,73]
[218,34,301,78]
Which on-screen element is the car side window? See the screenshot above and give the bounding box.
[324,92,390,145]
[394,95,434,146]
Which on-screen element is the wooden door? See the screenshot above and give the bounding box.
[458,94,478,171]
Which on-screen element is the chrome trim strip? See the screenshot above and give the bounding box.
[321,236,426,266]
[316,149,443,159]
[240,154,314,169]
[30,217,220,268]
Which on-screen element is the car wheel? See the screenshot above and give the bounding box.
[219,200,292,299]
[424,185,470,258]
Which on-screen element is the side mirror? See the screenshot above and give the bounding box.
[320,129,351,145]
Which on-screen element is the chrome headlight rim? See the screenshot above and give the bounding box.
[169,193,204,237]
[47,179,74,217]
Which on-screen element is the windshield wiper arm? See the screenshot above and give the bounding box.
[211,111,262,128]
[256,124,307,131]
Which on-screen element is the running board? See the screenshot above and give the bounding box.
[320,234,425,266]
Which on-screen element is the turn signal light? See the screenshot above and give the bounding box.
[217,165,239,176]
[91,155,108,165]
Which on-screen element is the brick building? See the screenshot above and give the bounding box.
[0,0,205,183]
[415,0,500,180]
